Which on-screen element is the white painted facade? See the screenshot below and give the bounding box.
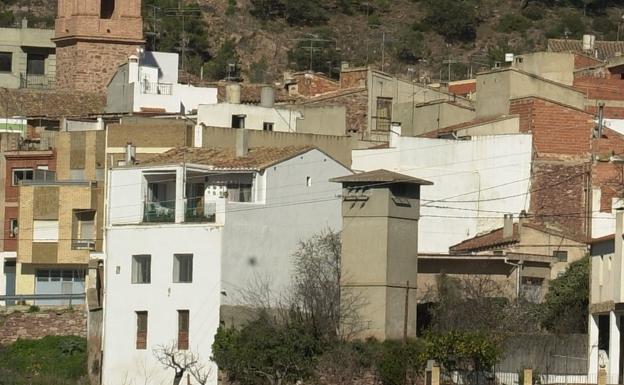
[107,51,218,114]
[102,148,350,385]
[352,134,534,253]
[196,103,302,132]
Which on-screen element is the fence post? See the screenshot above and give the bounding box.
[523,369,533,385]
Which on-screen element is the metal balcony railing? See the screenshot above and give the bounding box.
[71,239,96,251]
[0,293,86,306]
[19,73,55,89]
[143,201,175,223]
[140,81,173,95]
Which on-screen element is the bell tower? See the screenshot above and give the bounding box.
[54,0,144,93]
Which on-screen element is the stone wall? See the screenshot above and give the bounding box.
[55,40,141,93]
[0,307,87,345]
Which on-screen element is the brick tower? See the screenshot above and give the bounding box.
[53,0,144,93]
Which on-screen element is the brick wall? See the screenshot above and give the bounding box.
[55,40,141,93]
[593,127,624,212]
[573,77,624,100]
[510,97,593,156]
[0,307,87,345]
[530,160,589,237]
[586,105,624,119]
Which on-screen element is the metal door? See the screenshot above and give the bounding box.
[4,261,15,306]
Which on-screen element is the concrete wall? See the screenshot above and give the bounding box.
[200,125,355,167]
[476,69,586,119]
[102,225,221,385]
[197,103,301,132]
[396,101,476,137]
[456,116,520,137]
[290,105,347,136]
[221,149,350,302]
[0,26,55,89]
[352,134,533,253]
[591,239,615,308]
[512,52,576,86]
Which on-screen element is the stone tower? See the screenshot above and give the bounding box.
[331,169,432,341]
[53,0,144,93]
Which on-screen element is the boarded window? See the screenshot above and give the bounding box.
[553,250,568,262]
[178,310,189,350]
[131,255,151,284]
[136,311,148,349]
[0,52,11,72]
[173,254,193,283]
[100,0,115,19]
[33,220,59,242]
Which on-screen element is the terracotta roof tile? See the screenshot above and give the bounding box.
[448,81,476,96]
[0,88,106,118]
[450,224,520,253]
[548,39,624,60]
[137,146,315,170]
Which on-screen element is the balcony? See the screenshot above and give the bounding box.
[19,73,55,89]
[140,81,173,95]
[184,197,216,223]
[143,201,175,223]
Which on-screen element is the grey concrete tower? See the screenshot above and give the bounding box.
[331,169,432,341]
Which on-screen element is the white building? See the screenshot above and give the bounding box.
[106,51,218,114]
[102,141,350,385]
[351,131,534,253]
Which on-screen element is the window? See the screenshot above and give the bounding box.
[9,219,18,238]
[12,168,34,186]
[73,210,96,249]
[227,181,252,202]
[263,122,274,131]
[100,0,115,19]
[26,53,45,75]
[232,115,246,129]
[374,97,392,131]
[553,250,568,262]
[132,255,151,284]
[173,254,193,283]
[136,311,148,349]
[0,52,11,72]
[33,220,59,242]
[178,310,189,350]
[306,176,312,187]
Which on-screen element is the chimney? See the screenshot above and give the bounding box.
[226,83,241,104]
[21,18,28,29]
[236,129,248,157]
[260,85,275,108]
[128,55,139,84]
[389,122,401,148]
[503,214,514,239]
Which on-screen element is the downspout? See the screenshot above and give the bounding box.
[504,258,523,300]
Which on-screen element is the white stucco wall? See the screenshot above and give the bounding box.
[197,103,302,132]
[220,149,351,303]
[133,84,217,114]
[352,134,533,253]
[102,225,222,385]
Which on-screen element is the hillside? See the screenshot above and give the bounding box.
[3,0,624,83]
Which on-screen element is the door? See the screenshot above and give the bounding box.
[4,261,15,306]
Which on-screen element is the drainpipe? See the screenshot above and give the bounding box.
[504,258,523,300]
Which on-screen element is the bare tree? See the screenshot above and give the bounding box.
[153,342,212,385]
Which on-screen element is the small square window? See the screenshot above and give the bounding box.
[132,255,151,284]
[173,254,193,283]
[306,176,312,187]
[553,250,568,262]
[263,122,274,131]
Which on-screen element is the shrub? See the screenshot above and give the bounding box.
[27,305,40,313]
[546,11,585,39]
[521,3,546,21]
[497,14,532,33]
[422,0,479,42]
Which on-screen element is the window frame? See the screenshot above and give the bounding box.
[9,218,18,238]
[12,168,34,186]
[173,254,193,283]
[131,254,152,284]
[553,250,568,263]
[263,122,274,131]
[0,52,12,73]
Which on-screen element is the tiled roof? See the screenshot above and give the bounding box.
[450,224,520,253]
[330,169,433,185]
[448,81,477,96]
[450,221,587,253]
[548,39,624,60]
[0,88,106,118]
[137,146,315,170]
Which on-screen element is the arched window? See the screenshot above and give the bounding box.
[100,0,115,19]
